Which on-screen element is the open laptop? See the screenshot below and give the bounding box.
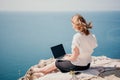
[50,44,66,59]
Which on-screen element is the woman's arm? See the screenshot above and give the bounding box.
[64,46,80,61]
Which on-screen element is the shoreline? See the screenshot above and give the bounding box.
[19,56,120,80]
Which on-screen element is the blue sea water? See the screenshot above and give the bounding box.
[0,11,120,80]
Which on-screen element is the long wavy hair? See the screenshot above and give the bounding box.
[71,14,92,35]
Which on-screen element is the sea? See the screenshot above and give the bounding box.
[0,11,120,80]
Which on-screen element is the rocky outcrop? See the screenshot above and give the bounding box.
[19,56,120,80]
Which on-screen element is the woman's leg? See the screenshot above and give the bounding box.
[31,61,57,74]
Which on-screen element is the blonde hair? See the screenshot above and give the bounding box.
[71,14,92,35]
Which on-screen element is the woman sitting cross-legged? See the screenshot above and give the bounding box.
[30,14,98,79]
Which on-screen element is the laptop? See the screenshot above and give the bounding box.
[50,44,66,59]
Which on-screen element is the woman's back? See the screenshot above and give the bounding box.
[71,32,98,66]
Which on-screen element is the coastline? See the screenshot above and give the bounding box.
[19,56,120,80]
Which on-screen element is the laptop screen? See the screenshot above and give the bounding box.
[51,44,66,59]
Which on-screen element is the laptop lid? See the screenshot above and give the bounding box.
[51,44,66,59]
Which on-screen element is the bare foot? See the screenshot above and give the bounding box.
[32,72,44,78]
[30,67,41,73]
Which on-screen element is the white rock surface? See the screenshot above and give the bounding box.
[19,56,120,80]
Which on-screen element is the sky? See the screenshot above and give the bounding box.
[0,0,120,12]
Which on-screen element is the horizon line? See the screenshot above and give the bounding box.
[0,10,120,13]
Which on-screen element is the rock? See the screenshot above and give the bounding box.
[19,56,120,80]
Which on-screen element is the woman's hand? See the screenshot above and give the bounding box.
[66,54,72,57]
[63,46,80,61]
[63,54,71,60]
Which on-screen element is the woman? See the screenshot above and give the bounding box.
[30,14,98,78]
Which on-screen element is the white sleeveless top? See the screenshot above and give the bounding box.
[71,32,98,66]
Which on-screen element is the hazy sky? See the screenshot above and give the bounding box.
[0,0,120,11]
